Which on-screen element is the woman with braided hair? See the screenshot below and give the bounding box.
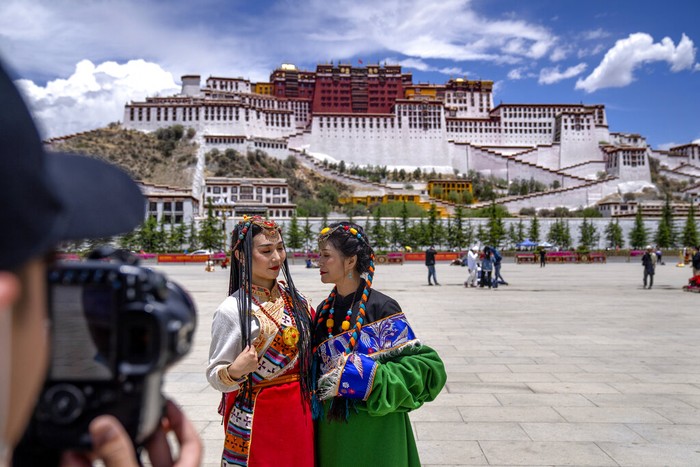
[206,215,314,466]
[313,222,446,466]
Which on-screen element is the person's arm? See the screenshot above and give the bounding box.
[206,297,259,392]
[364,344,446,416]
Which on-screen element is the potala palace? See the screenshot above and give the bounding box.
[122,63,700,213]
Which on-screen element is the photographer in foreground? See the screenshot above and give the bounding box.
[0,60,202,466]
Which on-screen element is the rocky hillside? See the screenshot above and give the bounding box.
[46,124,349,203]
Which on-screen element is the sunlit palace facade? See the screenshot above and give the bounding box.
[123,63,650,188]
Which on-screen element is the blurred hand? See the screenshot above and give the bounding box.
[145,400,203,467]
[59,401,202,467]
[59,415,137,467]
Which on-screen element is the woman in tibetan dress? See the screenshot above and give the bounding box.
[313,222,447,466]
[207,216,314,466]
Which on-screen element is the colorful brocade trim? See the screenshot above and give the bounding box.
[315,313,418,401]
[222,300,299,466]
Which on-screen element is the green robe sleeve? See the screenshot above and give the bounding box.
[363,344,446,416]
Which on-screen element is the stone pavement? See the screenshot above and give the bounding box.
[154,259,700,466]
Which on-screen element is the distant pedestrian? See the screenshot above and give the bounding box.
[490,245,507,287]
[481,247,493,288]
[426,245,440,285]
[691,246,700,277]
[539,248,546,267]
[642,245,657,289]
[465,246,479,287]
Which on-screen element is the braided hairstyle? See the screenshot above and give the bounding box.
[228,216,313,406]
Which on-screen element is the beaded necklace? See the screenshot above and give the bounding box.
[316,254,375,355]
[323,288,359,339]
[250,284,300,348]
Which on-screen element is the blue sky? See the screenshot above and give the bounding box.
[1,0,698,148]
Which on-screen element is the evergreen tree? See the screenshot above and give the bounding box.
[486,202,506,247]
[118,228,139,251]
[400,201,410,242]
[199,202,225,251]
[452,205,466,250]
[547,219,562,246]
[371,207,388,249]
[528,215,540,242]
[681,202,699,247]
[578,216,600,251]
[389,220,403,250]
[286,213,303,250]
[138,216,159,252]
[516,219,526,243]
[187,220,199,251]
[166,222,187,252]
[302,218,314,251]
[427,204,439,246]
[476,222,488,245]
[561,220,573,250]
[629,209,648,249]
[464,219,475,248]
[655,196,675,248]
[604,218,624,249]
[507,223,519,248]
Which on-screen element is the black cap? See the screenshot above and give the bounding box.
[0,60,145,271]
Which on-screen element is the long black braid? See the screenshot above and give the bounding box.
[228,218,313,407]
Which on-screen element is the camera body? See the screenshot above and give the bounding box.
[22,257,196,451]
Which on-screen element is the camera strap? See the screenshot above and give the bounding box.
[0,307,10,465]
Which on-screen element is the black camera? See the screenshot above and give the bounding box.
[16,249,197,457]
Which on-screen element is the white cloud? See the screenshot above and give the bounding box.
[394,57,466,77]
[16,59,179,138]
[538,63,587,84]
[508,68,525,80]
[695,63,700,71]
[576,33,697,93]
[582,28,610,41]
[550,46,569,61]
[0,0,559,81]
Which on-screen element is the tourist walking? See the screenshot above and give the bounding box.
[490,245,507,287]
[465,246,479,287]
[481,247,494,288]
[425,244,439,285]
[207,215,315,467]
[313,222,446,466]
[539,247,546,267]
[691,245,700,277]
[641,245,657,289]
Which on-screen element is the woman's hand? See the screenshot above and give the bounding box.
[228,345,259,379]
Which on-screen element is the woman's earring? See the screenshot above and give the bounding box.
[348,271,353,279]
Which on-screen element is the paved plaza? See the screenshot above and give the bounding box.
[154,258,700,466]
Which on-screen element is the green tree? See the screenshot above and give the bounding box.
[138,216,159,252]
[388,220,403,250]
[516,219,526,243]
[286,213,303,250]
[166,223,187,252]
[629,209,648,249]
[681,202,699,247]
[118,228,139,251]
[452,205,466,250]
[578,216,600,251]
[302,218,314,251]
[464,219,475,248]
[476,222,488,245]
[604,218,624,249]
[187,220,199,251]
[199,202,225,251]
[655,196,675,248]
[486,202,506,247]
[427,204,439,246]
[371,207,388,249]
[528,216,540,242]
